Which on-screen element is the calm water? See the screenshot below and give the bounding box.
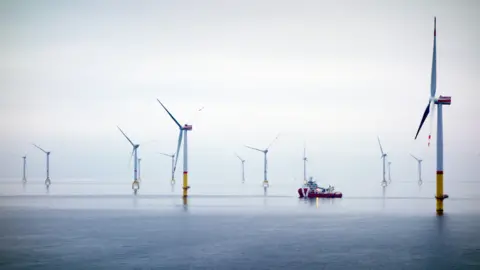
[1,180,479,269]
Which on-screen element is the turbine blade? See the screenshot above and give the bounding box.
[414,103,431,140]
[267,133,281,150]
[421,18,436,147]
[32,144,47,154]
[235,153,243,161]
[428,103,436,147]
[245,145,264,152]
[186,105,205,125]
[117,126,135,147]
[158,152,172,157]
[431,17,437,98]
[129,149,134,167]
[410,154,419,161]
[157,99,182,129]
[377,136,384,155]
[173,129,183,174]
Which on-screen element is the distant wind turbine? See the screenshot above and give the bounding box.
[235,153,246,183]
[33,144,51,187]
[410,154,423,185]
[377,137,388,187]
[117,126,140,194]
[159,152,176,186]
[245,134,280,191]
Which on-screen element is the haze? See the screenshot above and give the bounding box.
[1,0,479,187]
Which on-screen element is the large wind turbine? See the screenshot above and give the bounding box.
[235,153,246,183]
[410,154,423,185]
[117,126,140,193]
[377,137,388,187]
[33,144,51,186]
[159,152,176,186]
[22,156,27,183]
[245,134,280,190]
[157,99,193,197]
[413,17,451,215]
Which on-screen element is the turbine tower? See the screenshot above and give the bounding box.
[410,154,423,185]
[117,126,140,194]
[22,156,27,183]
[377,137,388,187]
[235,153,246,183]
[245,134,280,191]
[157,99,193,198]
[138,158,142,182]
[388,161,392,184]
[159,152,176,186]
[33,144,51,187]
[413,17,451,215]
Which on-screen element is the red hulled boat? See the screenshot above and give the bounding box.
[298,179,343,198]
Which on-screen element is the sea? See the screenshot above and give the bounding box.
[1,178,479,269]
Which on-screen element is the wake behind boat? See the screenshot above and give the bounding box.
[298,178,343,198]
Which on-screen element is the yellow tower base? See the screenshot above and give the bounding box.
[183,172,190,197]
[436,171,444,215]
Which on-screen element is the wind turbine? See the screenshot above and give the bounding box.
[410,154,423,185]
[159,152,176,186]
[303,143,308,185]
[157,99,193,198]
[245,134,280,190]
[33,144,51,187]
[117,126,140,193]
[377,137,388,187]
[22,156,27,183]
[413,17,451,215]
[388,161,392,184]
[235,153,246,183]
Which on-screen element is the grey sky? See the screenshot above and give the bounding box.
[1,0,479,186]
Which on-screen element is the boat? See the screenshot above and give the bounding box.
[298,178,343,198]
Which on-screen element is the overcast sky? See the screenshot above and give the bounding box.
[1,0,479,187]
